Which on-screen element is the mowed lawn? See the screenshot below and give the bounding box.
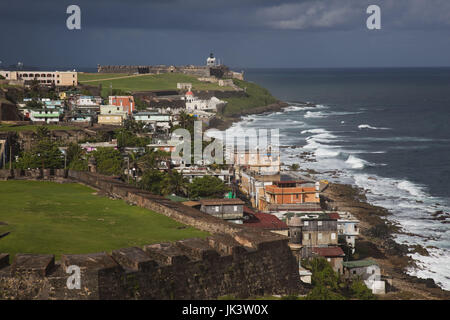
[78,72,233,94]
[0,124,79,132]
[0,181,208,261]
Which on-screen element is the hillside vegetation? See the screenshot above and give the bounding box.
[222,79,278,116]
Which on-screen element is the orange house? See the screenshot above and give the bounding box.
[109,96,135,115]
[259,181,320,211]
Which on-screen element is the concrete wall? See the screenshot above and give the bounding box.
[0,170,302,299]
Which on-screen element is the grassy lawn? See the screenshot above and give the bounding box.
[0,124,80,132]
[222,79,278,116]
[78,73,233,95]
[0,181,208,261]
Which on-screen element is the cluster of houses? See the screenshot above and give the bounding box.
[176,145,388,294]
[16,88,227,130]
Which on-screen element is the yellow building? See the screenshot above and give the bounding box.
[98,114,124,125]
[0,70,77,87]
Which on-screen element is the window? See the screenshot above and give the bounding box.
[331,233,336,240]
[304,221,309,226]
[233,206,237,212]
[318,233,322,240]
[318,221,322,226]
[215,206,219,212]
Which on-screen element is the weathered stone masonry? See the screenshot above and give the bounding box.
[0,169,301,299]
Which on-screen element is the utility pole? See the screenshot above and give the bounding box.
[9,145,12,170]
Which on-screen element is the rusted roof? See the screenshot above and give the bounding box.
[244,210,288,230]
[328,212,340,220]
[312,246,345,257]
[199,198,245,206]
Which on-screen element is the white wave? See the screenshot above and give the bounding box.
[407,248,450,291]
[305,110,363,119]
[284,105,317,112]
[397,180,427,198]
[358,124,391,130]
[304,111,327,118]
[345,155,368,169]
[316,148,341,158]
[301,128,327,134]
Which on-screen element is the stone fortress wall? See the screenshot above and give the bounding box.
[97,64,242,80]
[0,169,301,299]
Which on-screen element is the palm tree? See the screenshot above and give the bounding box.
[161,170,188,196]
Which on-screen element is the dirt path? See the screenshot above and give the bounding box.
[80,74,150,83]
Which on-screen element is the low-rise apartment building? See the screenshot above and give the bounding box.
[0,70,77,87]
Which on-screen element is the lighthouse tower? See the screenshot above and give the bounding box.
[206,53,217,67]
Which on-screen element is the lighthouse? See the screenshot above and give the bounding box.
[206,53,217,67]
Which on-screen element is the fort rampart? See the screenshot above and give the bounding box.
[0,169,301,299]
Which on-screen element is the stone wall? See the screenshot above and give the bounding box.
[0,170,302,299]
[97,65,211,77]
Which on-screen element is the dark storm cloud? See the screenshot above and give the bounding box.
[2,0,450,31]
[1,0,450,68]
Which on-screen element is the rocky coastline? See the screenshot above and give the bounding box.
[321,182,450,299]
[210,98,450,299]
[209,100,289,131]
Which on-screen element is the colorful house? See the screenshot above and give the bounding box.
[109,96,135,115]
[259,180,320,212]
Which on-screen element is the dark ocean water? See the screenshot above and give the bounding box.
[229,68,450,289]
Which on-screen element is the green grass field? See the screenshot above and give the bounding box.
[0,124,79,132]
[222,79,278,116]
[0,181,208,261]
[78,72,233,95]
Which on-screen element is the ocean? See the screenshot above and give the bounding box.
[225,67,450,290]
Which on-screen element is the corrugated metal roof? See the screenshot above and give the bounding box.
[312,246,345,257]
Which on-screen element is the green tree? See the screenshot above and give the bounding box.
[349,279,376,300]
[134,97,148,111]
[66,143,88,171]
[15,139,64,169]
[115,128,150,148]
[25,100,43,109]
[139,169,166,195]
[161,171,188,196]
[137,150,171,171]
[305,285,346,300]
[188,176,230,199]
[36,126,50,140]
[92,147,123,176]
[290,163,300,171]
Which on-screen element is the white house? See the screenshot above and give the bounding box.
[182,91,226,112]
[336,212,360,253]
[343,260,386,295]
[76,95,102,106]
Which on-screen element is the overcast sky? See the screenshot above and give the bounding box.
[1,0,450,69]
